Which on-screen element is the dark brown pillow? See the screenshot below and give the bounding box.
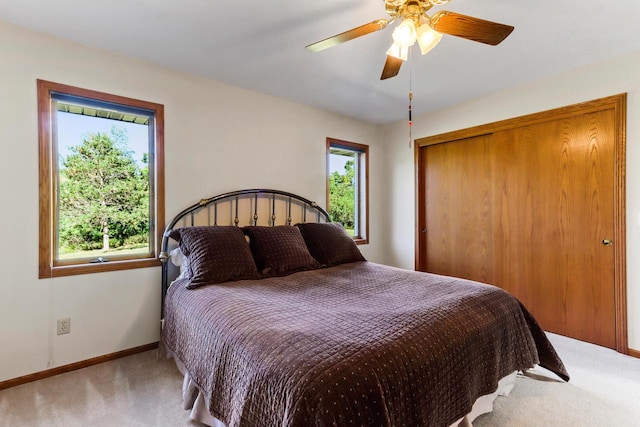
[242,226,321,276]
[296,222,366,266]
[169,226,258,289]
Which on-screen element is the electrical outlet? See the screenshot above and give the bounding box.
[57,318,71,335]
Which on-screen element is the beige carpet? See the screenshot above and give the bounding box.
[475,334,640,426]
[1,333,638,426]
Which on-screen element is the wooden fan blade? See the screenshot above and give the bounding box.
[381,55,403,80]
[431,11,514,46]
[306,19,389,52]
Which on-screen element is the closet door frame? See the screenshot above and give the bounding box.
[415,94,628,354]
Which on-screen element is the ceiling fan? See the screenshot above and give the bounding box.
[306,0,514,80]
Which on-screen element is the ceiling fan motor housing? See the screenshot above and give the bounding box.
[385,0,448,21]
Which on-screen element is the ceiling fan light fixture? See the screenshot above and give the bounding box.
[386,43,409,61]
[306,1,515,81]
[392,18,417,48]
[416,23,442,55]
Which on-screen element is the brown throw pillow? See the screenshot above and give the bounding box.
[169,226,259,289]
[296,222,366,266]
[242,225,321,276]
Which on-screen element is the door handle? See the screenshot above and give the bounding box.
[602,239,613,246]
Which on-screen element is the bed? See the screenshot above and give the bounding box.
[159,189,569,427]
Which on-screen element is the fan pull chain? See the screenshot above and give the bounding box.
[408,91,413,147]
[408,46,413,148]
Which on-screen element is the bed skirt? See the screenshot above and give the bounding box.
[161,344,517,427]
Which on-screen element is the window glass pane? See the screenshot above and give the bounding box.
[38,80,164,278]
[329,149,358,236]
[54,102,152,263]
[326,139,368,244]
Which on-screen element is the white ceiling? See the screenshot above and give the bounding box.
[2,0,640,123]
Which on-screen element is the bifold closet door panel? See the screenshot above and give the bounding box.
[491,111,616,349]
[422,134,494,285]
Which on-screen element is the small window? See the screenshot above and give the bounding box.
[326,138,369,244]
[38,80,164,278]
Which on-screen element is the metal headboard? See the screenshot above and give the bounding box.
[159,188,331,303]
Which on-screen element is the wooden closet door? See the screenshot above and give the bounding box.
[418,106,619,350]
[422,134,494,284]
[492,111,616,348]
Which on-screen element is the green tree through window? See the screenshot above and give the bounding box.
[329,159,356,232]
[58,127,149,255]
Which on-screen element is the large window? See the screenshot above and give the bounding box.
[326,138,369,244]
[38,80,164,278]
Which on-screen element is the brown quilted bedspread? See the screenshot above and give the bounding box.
[162,262,569,427]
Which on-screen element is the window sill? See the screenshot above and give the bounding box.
[40,257,161,279]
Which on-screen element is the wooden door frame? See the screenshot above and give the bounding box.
[414,94,628,354]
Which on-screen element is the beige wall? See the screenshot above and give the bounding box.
[0,20,389,382]
[383,50,640,351]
